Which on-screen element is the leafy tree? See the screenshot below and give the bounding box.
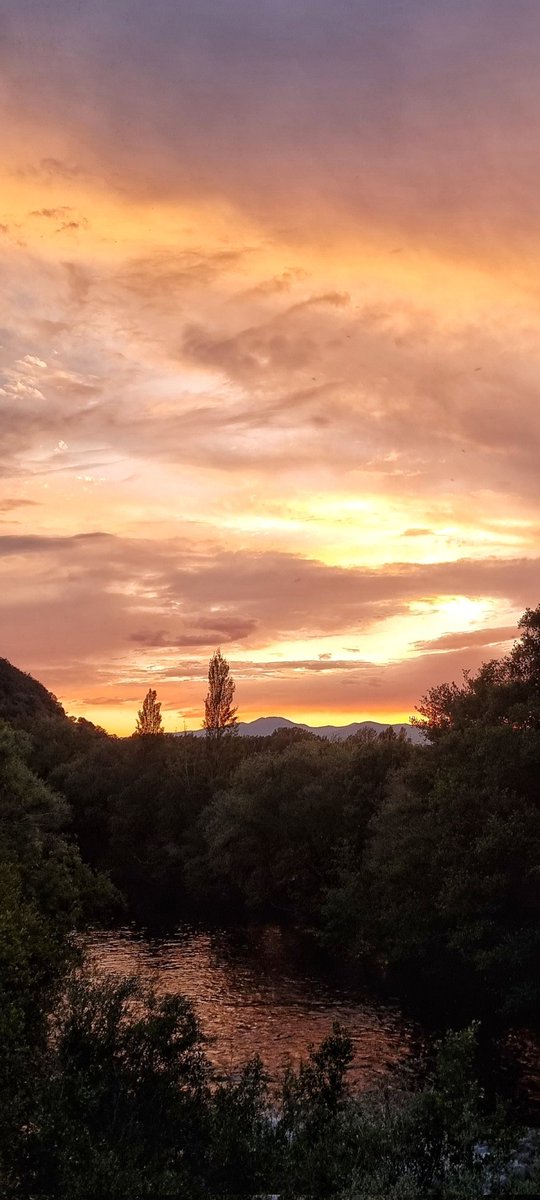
[201,740,361,920]
[203,648,238,738]
[415,604,540,738]
[31,975,212,1198]
[363,726,540,1022]
[0,721,115,1188]
[135,687,164,736]
[8,968,534,1199]
[108,737,190,922]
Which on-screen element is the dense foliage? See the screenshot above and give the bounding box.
[0,610,539,1192]
[3,945,540,1195]
[1,612,540,1026]
[0,718,114,1189]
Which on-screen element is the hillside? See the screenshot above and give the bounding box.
[0,657,66,727]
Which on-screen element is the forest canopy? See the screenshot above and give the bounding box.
[0,609,539,1192]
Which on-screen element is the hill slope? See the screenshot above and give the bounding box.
[0,657,66,726]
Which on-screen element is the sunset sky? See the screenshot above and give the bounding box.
[1,0,539,734]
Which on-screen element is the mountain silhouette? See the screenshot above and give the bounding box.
[192,715,424,742]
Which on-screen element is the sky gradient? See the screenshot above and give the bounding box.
[1,0,539,733]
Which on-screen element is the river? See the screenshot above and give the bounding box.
[85,923,418,1090]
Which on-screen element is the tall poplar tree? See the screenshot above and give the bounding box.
[135,688,164,735]
[204,649,238,737]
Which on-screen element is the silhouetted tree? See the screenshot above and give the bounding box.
[414,603,540,739]
[135,688,163,736]
[204,649,238,738]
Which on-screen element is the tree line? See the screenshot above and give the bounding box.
[0,700,539,1193]
[0,606,536,1033]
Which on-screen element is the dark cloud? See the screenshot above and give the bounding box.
[5,1,540,259]
[241,270,308,300]
[129,629,170,648]
[254,659,374,673]
[30,207,72,219]
[413,625,518,653]
[130,615,259,649]
[0,498,39,512]
[117,248,249,301]
[55,220,88,233]
[0,532,112,555]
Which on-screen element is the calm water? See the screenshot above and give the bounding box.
[85,924,418,1089]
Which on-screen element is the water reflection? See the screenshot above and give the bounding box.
[85,924,417,1089]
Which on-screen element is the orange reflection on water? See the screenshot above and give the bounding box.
[85,923,417,1088]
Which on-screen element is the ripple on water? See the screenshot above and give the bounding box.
[84,924,417,1088]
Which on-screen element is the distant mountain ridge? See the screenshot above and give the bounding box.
[192,715,425,743]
